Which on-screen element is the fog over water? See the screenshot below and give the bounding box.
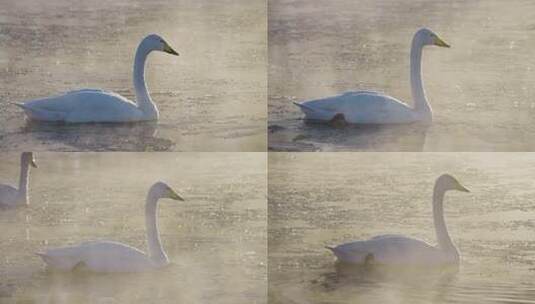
[0,152,266,303]
[269,153,535,303]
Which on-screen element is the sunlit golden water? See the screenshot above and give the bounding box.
[269,0,535,151]
[0,153,266,303]
[269,153,535,303]
[0,0,266,151]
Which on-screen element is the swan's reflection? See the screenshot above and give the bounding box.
[269,119,429,151]
[22,121,174,151]
[313,262,459,300]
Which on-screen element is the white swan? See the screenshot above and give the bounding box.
[14,34,179,123]
[327,174,469,266]
[37,182,184,272]
[0,152,37,208]
[294,28,450,124]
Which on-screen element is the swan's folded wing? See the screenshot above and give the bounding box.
[331,236,440,265]
[36,246,85,271]
[76,241,155,272]
[23,90,132,112]
[299,91,414,123]
[37,241,153,272]
[15,102,69,121]
[20,90,142,122]
[21,93,81,118]
[330,241,376,264]
[368,236,441,265]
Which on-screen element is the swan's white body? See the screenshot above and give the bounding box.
[294,28,450,124]
[15,35,179,123]
[0,152,37,208]
[37,182,184,273]
[328,174,469,266]
[37,241,158,272]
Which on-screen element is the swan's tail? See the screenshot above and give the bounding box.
[35,251,82,271]
[10,102,27,110]
[10,102,66,121]
[293,101,316,112]
[293,101,340,122]
[35,252,49,263]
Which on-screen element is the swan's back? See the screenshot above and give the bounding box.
[299,91,418,124]
[331,235,452,266]
[39,241,157,272]
[21,90,145,123]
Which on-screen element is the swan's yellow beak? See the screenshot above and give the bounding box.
[434,36,450,48]
[163,43,179,56]
[457,184,469,193]
[169,189,185,201]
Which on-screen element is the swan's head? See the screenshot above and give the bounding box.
[415,28,450,48]
[436,174,469,193]
[142,34,179,56]
[150,181,184,201]
[21,152,37,168]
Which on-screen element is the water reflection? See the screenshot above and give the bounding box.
[319,263,459,293]
[21,121,174,151]
[269,119,429,151]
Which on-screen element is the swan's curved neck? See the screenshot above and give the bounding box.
[410,37,432,117]
[145,193,168,266]
[432,185,458,257]
[18,159,30,205]
[133,43,159,119]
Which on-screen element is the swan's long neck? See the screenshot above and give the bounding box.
[133,43,159,119]
[410,36,432,117]
[145,193,169,266]
[18,159,30,205]
[432,185,458,257]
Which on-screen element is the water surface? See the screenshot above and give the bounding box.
[0,152,266,303]
[0,0,266,151]
[269,0,535,151]
[269,153,535,303]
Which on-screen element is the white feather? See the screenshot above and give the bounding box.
[37,182,185,273]
[15,34,179,123]
[328,174,469,267]
[295,28,450,124]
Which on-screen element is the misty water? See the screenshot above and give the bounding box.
[269,0,535,151]
[269,153,535,303]
[0,153,266,303]
[0,0,266,152]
